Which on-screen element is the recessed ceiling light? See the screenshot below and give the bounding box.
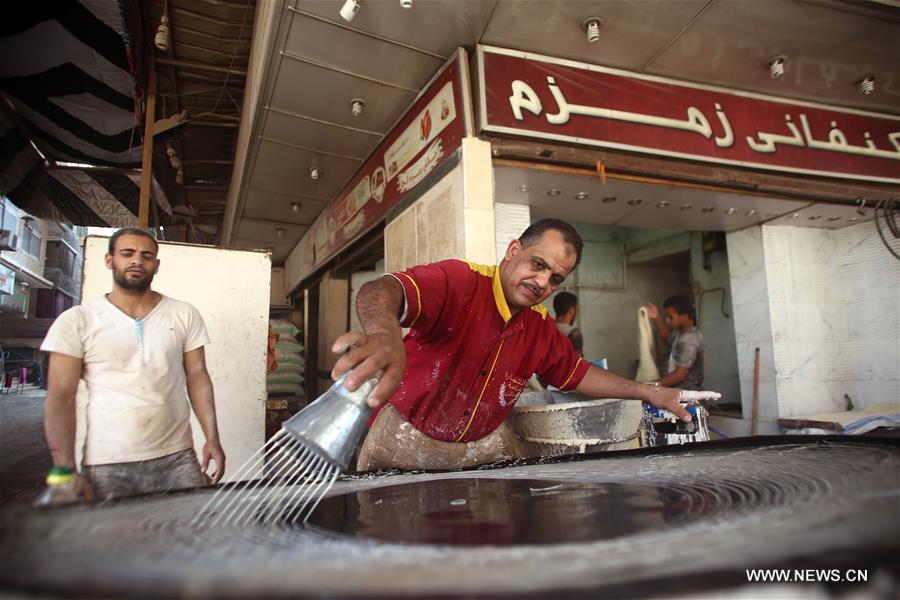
[789,213,801,219]
[309,167,321,180]
[547,188,561,197]
[518,184,530,193]
[808,215,822,221]
[291,202,300,213]
[582,17,603,43]
[276,228,285,237]
[680,204,693,211]
[602,196,617,203]
[858,75,875,95]
[701,207,715,213]
[724,208,737,215]
[574,192,589,200]
[827,216,841,222]
[769,56,786,79]
[656,201,670,208]
[746,209,758,216]
[627,198,642,206]
[849,217,859,222]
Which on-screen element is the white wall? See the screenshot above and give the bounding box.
[79,238,270,482]
[726,226,780,432]
[727,220,899,429]
[763,222,899,416]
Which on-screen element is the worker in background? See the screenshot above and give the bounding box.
[552,291,583,356]
[331,219,719,471]
[644,295,705,391]
[39,228,225,503]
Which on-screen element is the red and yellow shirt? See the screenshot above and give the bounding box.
[384,259,589,442]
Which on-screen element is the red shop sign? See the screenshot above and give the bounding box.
[309,49,474,269]
[477,46,900,184]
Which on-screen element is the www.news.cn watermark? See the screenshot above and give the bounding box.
[746,569,869,583]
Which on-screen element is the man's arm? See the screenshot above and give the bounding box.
[657,365,689,388]
[575,365,692,421]
[644,303,670,341]
[331,276,407,407]
[184,347,225,483]
[43,352,93,500]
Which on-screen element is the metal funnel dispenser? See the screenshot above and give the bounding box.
[282,370,377,473]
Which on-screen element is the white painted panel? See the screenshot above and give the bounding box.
[79,237,269,483]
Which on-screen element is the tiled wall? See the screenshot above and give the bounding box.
[726,226,780,431]
[764,222,899,416]
[838,222,899,409]
[728,221,899,425]
[385,139,496,273]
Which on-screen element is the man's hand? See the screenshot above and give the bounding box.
[643,386,722,421]
[331,330,406,408]
[71,473,95,502]
[644,303,659,320]
[37,473,94,506]
[201,440,226,484]
[645,386,692,421]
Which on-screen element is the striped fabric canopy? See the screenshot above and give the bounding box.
[0,1,170,226]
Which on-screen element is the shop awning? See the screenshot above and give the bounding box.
[0,1,165,226]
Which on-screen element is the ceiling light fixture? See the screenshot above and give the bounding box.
[309,167,321,180]
[858,75,875,95]
[681,204,693,211]
[724,208,737,215]
[400,0,412,7]
[656,200,670,208]
[849,217,859,222]
[769,57,785,79]
[627,198,642,206]
[291,202,300,213]
[746,209,758,216]
[350,98,366,117]
[547,188,561,197]
[582,17,603,43]
[276,228,285,237]
[518,184,530,193]
[827,216,841,222]
[701,207,715,213]
[574,192,589,200]
[808,215,822,221]
[602,196,617,203]
[789,213,801,219]
[339,0,360,22]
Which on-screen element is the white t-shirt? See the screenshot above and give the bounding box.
[40,295,210,465]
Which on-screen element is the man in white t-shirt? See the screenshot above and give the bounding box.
[39,228,225,502]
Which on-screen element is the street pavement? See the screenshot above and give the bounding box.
[0,388,51,505]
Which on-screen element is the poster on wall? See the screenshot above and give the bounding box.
[478,45,900,184]
[308,48,474,270]
[0,264,14,295]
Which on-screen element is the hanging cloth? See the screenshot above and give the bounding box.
[636,306,660,383]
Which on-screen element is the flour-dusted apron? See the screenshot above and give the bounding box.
[356,404,525,472]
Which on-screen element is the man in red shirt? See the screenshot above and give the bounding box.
[332,219,716,470]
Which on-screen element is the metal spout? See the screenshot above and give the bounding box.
[282,371,376,472]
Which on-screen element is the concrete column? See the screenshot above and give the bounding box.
[316,271,349,394]
[725,226,780,435]
[385,138,496,272]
